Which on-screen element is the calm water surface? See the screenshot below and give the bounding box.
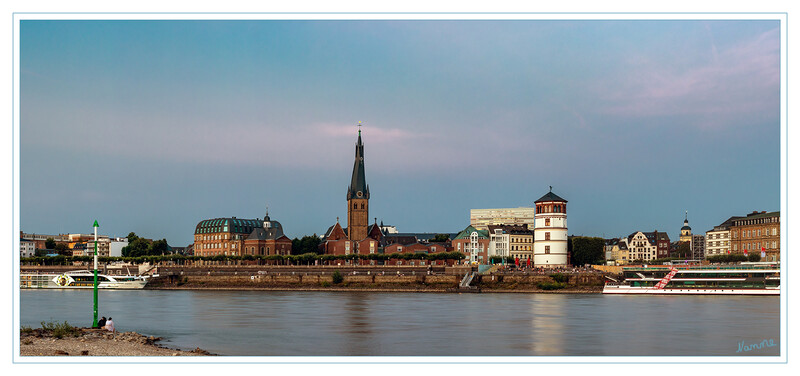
[19,290,779,356]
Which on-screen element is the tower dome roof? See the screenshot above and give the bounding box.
[535,190,567,203]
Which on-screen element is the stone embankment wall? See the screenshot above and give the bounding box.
[146,268,605,292]
[150,272,460,290]
[475,273,605,291]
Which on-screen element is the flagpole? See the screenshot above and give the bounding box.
[92,220,99,328]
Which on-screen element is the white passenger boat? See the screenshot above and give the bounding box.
[603,264,780,295]
[21,270,149,289]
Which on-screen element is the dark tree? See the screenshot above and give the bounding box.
[431,234,450,242]
[53,243,70,256]
[45,238,56,250]
[570,236,605,266]
[674,242,691,259]
[122,238,151,257]
[292,235,321,255]
[149,239,170,255]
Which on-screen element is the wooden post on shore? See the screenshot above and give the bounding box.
[92,220,99,328]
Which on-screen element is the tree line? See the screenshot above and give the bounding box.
[21,251,467,266]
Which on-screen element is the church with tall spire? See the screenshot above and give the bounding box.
[347,123,370,241]
[319,122,383,257]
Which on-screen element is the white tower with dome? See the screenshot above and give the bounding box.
[533,187,568,266]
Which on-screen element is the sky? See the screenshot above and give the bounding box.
[18,19,781,246]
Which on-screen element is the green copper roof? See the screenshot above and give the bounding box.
[195,217,261,235]
[453,225,489,240]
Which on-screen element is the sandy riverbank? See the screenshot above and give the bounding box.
[20,327,212,356]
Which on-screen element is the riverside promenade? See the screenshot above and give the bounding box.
[20,264,606,293]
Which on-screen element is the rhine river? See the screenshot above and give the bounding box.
[19,290,780,357]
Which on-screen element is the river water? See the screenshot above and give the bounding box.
[19,290,780,357]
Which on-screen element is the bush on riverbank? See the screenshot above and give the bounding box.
[39,321,81,339]
[537,282,567,290]
[549,273,569,283]
[331,271,344,284]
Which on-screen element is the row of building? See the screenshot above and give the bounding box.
[188,128,571,267]
[20,232,129,258]
[703,210,781,261]
[601,210,781,265]
[187,127,781,267]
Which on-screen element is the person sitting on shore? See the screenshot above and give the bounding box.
[105,317,115,332]
[97,316,106,329]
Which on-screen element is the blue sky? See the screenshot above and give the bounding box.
[19,19,781,246]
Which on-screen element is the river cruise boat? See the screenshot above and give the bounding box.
[603,264,780,295]
[20,270,149,289]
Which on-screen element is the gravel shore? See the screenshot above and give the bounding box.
[20,327,212,356]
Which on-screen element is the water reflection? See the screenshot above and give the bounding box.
[341,293,374,355]
[529,295,564,356]
[20,291,780,356]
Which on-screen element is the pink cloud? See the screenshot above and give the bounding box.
[597,28,779,127]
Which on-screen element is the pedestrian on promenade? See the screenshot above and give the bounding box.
[105,317,115,333]
[97,316,107,329]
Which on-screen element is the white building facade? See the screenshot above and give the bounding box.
[20,239,36,258]
[705,216,741,258]
[533,189,568,266]
[488,228,510,259]
[470,207,535,230]
[109,238,129,257]
[624,232,658,261]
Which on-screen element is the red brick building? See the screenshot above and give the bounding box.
[194,208,292,257]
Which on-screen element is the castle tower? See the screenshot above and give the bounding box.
[680,211,692,243]
[533,187,568,266]
[347,124,370,241]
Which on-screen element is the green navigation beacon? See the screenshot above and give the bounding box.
[92,220,99,328]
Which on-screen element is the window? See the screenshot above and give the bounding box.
[361,203,365,209]
[545,246,550,254]
[545,232,550,240]
[545,218,550,226]
[353,203,357,209]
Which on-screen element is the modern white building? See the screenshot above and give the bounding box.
[470,207,535,230]
[20,239,36,258]
[705,216,741,258]
[109,237,129,257]
[533,188,568,266]
[488,227,510,259]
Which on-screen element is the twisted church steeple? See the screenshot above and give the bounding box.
[347,123,369,200]
[347,122,370,241]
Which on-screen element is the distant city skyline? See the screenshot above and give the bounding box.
[19,18,781,246]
